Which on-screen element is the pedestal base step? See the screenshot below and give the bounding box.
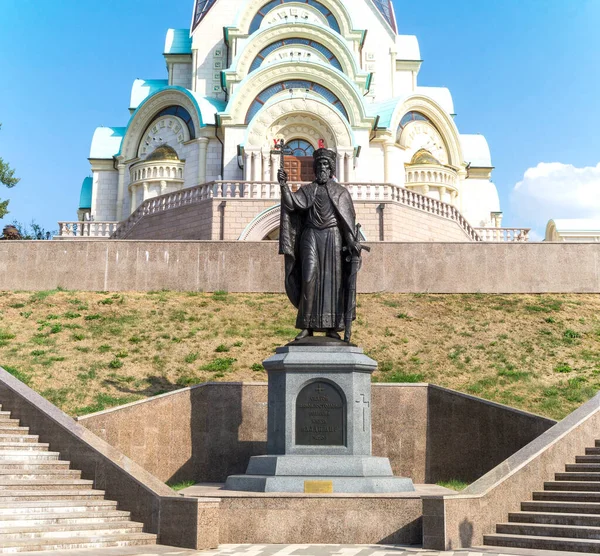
[224,474,414,493]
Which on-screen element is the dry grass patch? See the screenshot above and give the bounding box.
[0,290,599,419]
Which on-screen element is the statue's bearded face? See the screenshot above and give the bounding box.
[315,158,332,184]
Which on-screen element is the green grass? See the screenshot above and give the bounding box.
[437,479,469,491]
[167,480,195,491]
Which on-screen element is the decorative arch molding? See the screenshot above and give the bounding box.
[239,203,281,240]
[244,96,354,150]
[389,95,464,169]
[226,22,365,86]
[234,0,358,40]
[136,115,191,159]
[119,89,202,162]
[223,61,371,129]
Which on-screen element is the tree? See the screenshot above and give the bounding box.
[0,123,20,219]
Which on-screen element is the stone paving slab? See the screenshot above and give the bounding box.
[9,544,597,556]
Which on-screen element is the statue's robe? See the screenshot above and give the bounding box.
[279,180,356,331]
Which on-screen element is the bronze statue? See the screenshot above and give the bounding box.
[277,147,367,343]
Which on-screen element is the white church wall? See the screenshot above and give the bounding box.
[357,143,385,183]
[223,127,246,181]
[171,63,193,89]
[92,171,118,221]
[192,0,239,99]
[460,179,501,228]
[183,141,199,186]
[206,139,223,181]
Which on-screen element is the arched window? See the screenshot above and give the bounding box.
[249,0,341,34]
[286,139,315,156]
[249,38,343,72]
[398,111,432,132]
[245,80,349,123]
[153,106,196,139]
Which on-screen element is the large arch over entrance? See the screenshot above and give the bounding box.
[242,94,356,182]
[239,204,281,240]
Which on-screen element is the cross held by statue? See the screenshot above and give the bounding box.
[271,139,293,170]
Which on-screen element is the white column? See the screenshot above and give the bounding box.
[244,152,252,181]
[344,152,352,183]
[383,140,394,183]
[160,180,167,195]
[116,160,126,221]
[142,182,149,202]
[129,187,136,215]
[270,154,277,181]
[262,151,269,181]
[197,137,209,185]
[251,152,260,182]
[337,153,345,182]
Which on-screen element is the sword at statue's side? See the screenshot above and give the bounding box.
[343,223,370,344]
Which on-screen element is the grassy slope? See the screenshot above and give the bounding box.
[0,289,599,420]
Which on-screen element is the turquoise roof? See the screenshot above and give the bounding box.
[117,86,227,156]
[366,97,404,128]
[79,177,92,209]
[164,29,192,55]
[89,127,126,159]
[130,79,169,110]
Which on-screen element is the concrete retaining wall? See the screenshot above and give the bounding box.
[422,392,600,550]
[2,240,600,292]
[78,382,554,486]
[0,367,219,550]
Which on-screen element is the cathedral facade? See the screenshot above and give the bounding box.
[68,0,523,243]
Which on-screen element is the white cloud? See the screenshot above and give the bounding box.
[511,161,600,232]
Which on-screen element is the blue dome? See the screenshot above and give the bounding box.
[79,177,92,210]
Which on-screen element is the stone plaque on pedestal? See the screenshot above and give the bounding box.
[223,339,415,493]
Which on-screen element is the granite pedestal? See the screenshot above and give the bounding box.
[224,338,414,493]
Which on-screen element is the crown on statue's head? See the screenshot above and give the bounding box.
[313,148,337,166]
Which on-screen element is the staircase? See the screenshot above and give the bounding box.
[485,438,600,553]
[0,405,157,552]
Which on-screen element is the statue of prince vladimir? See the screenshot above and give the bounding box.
[278,148,360,341]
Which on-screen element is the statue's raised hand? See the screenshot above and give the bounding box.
[277,168,288,187]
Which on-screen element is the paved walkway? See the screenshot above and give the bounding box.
[9,544,596,556]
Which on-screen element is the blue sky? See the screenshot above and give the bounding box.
[0,0,599,239]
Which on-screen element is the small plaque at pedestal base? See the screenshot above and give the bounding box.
[304,480,333,493]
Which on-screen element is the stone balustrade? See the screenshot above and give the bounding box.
[112,180,482,241]
[56,221,119,239]
[129,161,185,185]
[474,227,530,242]
[405,165,459,204]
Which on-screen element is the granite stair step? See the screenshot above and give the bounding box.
[576,455,600,463]
[0,443,50,451]
[0,510,132,528]
[566,463,600,472]
[533,491,600,503]
[0,434,38,443]
[556,472,600,481]
[0,500,119,515]
[497,522,600,539]
[522,500,600,514]
[595,439,600,448]
[0,461,71,471]
[0,532,157,553]
[0,479,94,490]
[484,532,600,552]
[545,481,600,492]
[509,511,600,526]
[0,521,144,541]
[0,411,14,419]
[0,489,105,502]
[0,470,80,480]
[0,450,60,461]
[0,421,28,430]
[585,447,600,455]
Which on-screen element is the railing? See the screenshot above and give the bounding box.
[474,227,530,242]
[112,180,483,241]
[56,221,119,238]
